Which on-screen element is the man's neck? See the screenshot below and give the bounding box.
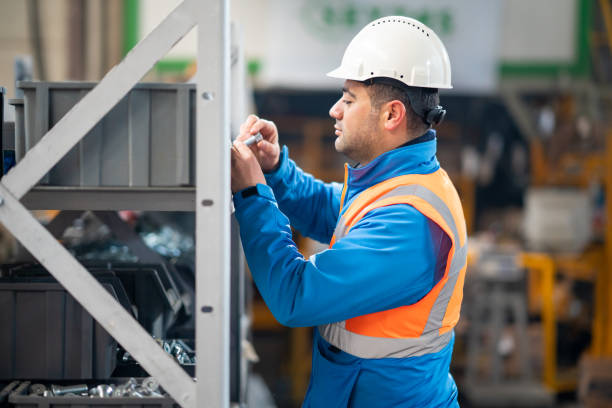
[396,130,433,149]
[354,131,432,168]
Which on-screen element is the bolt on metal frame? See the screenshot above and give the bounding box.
[0,1,230,407]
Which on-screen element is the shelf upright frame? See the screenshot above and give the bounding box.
[194,1,231,407]
[0,1,231,407]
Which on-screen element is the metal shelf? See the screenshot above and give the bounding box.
[0,1,234,406]
[21,186,195,211]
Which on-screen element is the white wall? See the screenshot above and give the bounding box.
[141,0,581,92]
[140,0,197,58]
[499,0,576,62]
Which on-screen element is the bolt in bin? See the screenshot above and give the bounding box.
[16,81,196,187]
[8,381,179,408]
[0,281,118,380]
[0,381,19,405]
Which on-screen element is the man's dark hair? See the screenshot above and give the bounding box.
[364,77,440,134]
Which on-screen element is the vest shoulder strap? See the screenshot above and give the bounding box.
[334,169,466,248]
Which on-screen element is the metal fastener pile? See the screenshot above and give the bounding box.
[122,339,195,365]
[27,377,166,398]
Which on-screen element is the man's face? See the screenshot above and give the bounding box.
[329,80,380,164]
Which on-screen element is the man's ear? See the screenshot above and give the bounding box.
[383,100,407,131]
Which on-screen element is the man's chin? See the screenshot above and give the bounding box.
[334,138,342,153]
[335,141,355,162]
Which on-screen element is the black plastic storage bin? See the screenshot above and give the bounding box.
[82,262,183,339]
[0,280,118,380]
[3,262,182,339]
[1,264,135,317]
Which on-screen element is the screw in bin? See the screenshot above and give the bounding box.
[89,384,113,398]
[142,377,160,393]
[112,385,127,397]
[130,389,145,398]
[29,383,46,396]
[51,384,88,396]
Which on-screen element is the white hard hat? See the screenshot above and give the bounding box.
[327,16,452,89]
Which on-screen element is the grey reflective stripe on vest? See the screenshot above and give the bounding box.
[319,324,454,359]
[320,184,467,359]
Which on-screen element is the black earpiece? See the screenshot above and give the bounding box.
[425,106,446,126]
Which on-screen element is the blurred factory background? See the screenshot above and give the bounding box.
[0,0,611,407]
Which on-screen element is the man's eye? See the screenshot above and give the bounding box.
[343,100,352,105]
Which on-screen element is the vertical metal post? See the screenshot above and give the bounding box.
[195,0,231,407]
[521,253,556,389]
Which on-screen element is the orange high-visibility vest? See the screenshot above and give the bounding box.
[319,168,468,358]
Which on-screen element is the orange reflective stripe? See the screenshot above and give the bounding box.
[440,264,467,335]
[337,170,466,247]
[329,163,348,248]
[357,196,455,248]
[330,164,350,249]
[339,163,349,213]
[346,272,449,338]
[431,169,466,247]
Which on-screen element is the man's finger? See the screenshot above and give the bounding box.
[238,115,259,139]
[230,144,240,164]
[250,119,265,134]
[233,140,253,158]
[250,119,275,140]
[257,140,276,156]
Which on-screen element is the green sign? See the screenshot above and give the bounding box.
[300,1,454,41]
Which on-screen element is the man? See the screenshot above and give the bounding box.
[231,16,467,407]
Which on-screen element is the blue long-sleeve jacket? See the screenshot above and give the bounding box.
[233,131,459,407]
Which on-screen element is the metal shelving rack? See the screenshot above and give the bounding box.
[0,1,231,407]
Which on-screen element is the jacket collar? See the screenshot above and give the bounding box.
[343,129,440,205]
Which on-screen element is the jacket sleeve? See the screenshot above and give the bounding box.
[264,146,342,244]
[233,184,439,327]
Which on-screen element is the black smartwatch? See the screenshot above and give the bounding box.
[240,185,259,199]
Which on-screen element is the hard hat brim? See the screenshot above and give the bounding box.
[326,66,453,89]
[326,66,359,81]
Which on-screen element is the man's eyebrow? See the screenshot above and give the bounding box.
[342,87,357,98]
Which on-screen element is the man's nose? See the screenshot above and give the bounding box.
[329,99,343,120]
